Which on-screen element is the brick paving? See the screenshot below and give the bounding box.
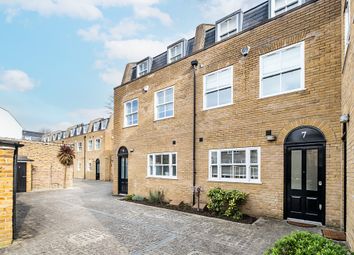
[0,180,320,255]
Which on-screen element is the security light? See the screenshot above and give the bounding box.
[241,46,250,56]
[340,114,350,123]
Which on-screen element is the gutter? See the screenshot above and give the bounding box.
[191,60,198,205]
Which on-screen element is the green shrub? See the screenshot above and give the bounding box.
[265,231,352,255]
[207,187,247,221]
[148,190,165,204]
[132,195,144,201]
[125,194,134,201]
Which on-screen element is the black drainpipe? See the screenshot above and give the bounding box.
[342,122,347,231]
[12,146,18,240]
[191,60,198,205]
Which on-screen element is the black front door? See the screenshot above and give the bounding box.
[17,162,27,192]
[118,146,129,195]
[285,145,325,223]
[96,159,100,180]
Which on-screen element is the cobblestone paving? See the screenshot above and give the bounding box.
[0,180,320,255]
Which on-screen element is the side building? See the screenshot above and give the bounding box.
[342,0,353,250]
[113,0,344,229]
[42,116,114,181]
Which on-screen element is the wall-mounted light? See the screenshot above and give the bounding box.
[241,46,251,57]
[130,148,134,153]
[340,114,350,123]
[142,85,149,93]
[266,130,276,142]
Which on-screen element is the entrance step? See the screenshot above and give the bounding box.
[322,229,346,241]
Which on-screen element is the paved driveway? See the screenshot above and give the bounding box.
[0,180,319,255]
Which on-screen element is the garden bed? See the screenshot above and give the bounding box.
[124,199,257,224]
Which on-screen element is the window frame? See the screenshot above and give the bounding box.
[208,147,261,183]
[95,138,101,150]
[259,41,305,99]
[137,58,152,78]
[77,160,81,172]
[101,119,109,130]
[167,40,187,64]
[77,142,83,152]
[345,0,351,53]
[88,139,93,151]
[147,152,177,179]
[216,12,242,42]
[154,86,174,121]
[124,98,139,127]
[203,66,234,110]
[270,0,305,18]
[93,122,100,132]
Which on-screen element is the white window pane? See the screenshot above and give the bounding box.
[219,21,228,36]
[263,53,281,75]
[165,88,173,102]
[218,87,231,105]
[156,166,162,176]
[165,103,173,117]
[221,151,232,164]
[211,166,218,178]
[157,91,164,105]
[250,150,258,164]
[172,154,176,164]
[149,155,153,165]
[206,91,218,108]
[163,166,169,176]
[282,46,301,70]
[282,69,301,91]
[211,152,217,164]
[205,73,218,92]
[163,154,169,164]
[262,75,281,96]
[275,0,287,9]
[155,155,162,164]
[251,166,259,179]
[221,166,232,178]
[233,150,246,164]
[228,16,237,32]
[132,113,138,124]
[126,102,132,114]
[150,166,153,175]
[234,166,247,178]
[218,68,231,87]
[132,100,138,112]
[172,166,176,176]
[157,105,165,119]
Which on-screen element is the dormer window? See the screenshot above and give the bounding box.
[76,126,82,135]
[93,122,100,132]
[216,12,242,41]
[137,58,152,77]
[167,40,187,63]
[101,119,108,130]
[270,0,305,17]
[83,124,89,134]
[62,132,66,139]
[57,133,62,140]
[70,128,76,137]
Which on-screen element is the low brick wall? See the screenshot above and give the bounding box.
[0,148,14,248]
[19,141,73,191]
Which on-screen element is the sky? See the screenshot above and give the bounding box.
[0,0,263,132]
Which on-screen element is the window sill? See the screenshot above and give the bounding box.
[154,116,174,122]
[123,124,138,129]
[203,103,233,111]
[146,176,178,180]
[208,178,262,184]
[259,88,306,99]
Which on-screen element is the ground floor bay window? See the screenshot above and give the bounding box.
[209,147,261,183]
[148,153,177,179]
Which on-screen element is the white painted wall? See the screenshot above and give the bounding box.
[0,108,22,140]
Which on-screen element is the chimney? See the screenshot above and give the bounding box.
[121,63,136,85]
[193,24,215,52]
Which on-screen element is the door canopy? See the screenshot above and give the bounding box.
[285,126,326,145]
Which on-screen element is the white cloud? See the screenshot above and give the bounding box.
[0,69,35,92]
[104,39,166,62]
[99,68,123,86]
[68,107,110,121]
[199,0,265,20]
[0,0,172,24]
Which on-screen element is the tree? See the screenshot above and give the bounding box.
[105,95,114,114]
[57,144,75,188]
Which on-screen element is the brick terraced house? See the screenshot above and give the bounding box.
[342,0,354,250]
[43,116,114,181]
[113,0,348,231]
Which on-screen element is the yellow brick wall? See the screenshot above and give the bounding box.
[113,0,343,227]
[342,0,354,250]
[19,141,72,190]
[0,148,14,248]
